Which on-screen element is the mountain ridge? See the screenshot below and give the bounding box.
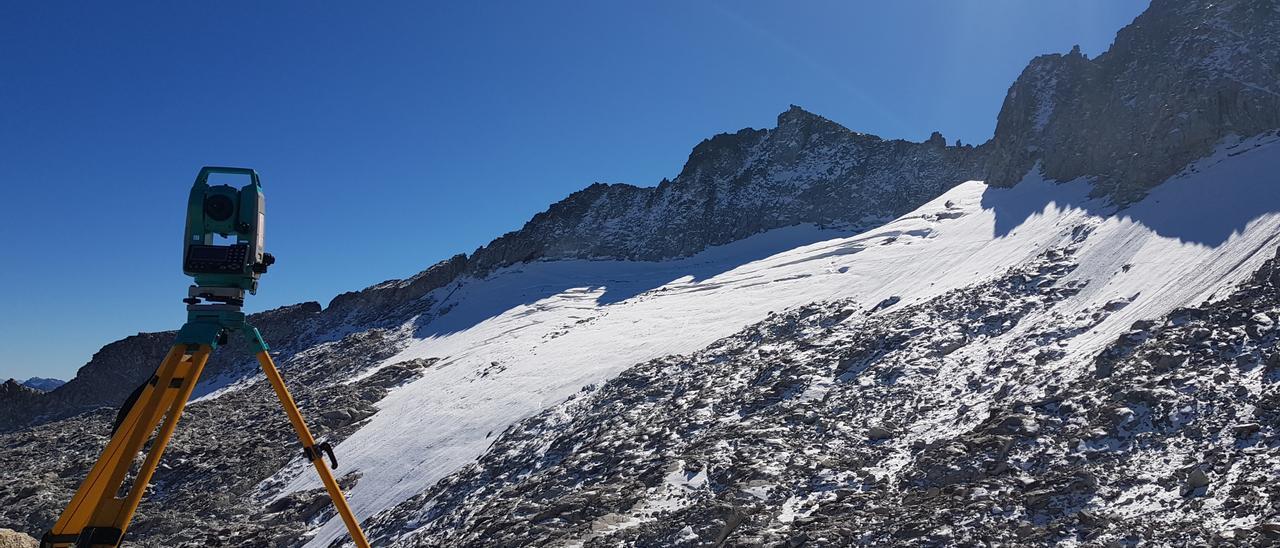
[328,105,982,321]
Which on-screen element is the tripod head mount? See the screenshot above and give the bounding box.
[182,166,275,303]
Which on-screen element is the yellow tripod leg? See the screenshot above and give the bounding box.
[255,350,372,548]
[44,344,212,548]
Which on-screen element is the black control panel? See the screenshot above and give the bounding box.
[184,244,249,274]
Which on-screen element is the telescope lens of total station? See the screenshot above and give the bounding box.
[203,194,235,221]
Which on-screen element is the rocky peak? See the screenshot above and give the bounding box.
[772,104,865,139]
[985,0,1280,201]
[676,127,768,182]
[777,103,822,126]
[676,106,849,182]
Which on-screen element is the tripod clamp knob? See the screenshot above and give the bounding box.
[303,441,339,469]
[253,252,276,274]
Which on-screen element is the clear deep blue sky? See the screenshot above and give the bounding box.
[0,1,1147,381]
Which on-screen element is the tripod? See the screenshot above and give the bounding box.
[42,292,371,548]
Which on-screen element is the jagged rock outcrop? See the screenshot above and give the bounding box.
[986,0,1280,201]
[325,254,468,326]
[0,382,42,433]
[470,106,981,266]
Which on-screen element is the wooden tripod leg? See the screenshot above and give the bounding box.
[43,344,212,548]
[255,350,372,548]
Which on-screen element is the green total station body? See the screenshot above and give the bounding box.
[178,166,277,351]
[182,166,276,298]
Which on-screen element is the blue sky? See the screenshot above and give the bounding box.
[0,1,1147,381]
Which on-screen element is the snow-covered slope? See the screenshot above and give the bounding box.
[289,133,1280,546]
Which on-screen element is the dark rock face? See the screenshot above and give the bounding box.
[0,382,43,432]
[985,0,1280,201]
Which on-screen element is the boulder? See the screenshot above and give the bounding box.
[866,426,894,441]
[0,529,37,548]
[1186,467,1211,490]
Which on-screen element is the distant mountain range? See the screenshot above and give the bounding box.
[18,378,64,392]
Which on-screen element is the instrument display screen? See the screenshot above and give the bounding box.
[189,245,234,261]
[185,244,248,273]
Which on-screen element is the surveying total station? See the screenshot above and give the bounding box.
[42,167,372,548]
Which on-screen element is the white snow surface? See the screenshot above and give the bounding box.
[290,134,1280,546]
